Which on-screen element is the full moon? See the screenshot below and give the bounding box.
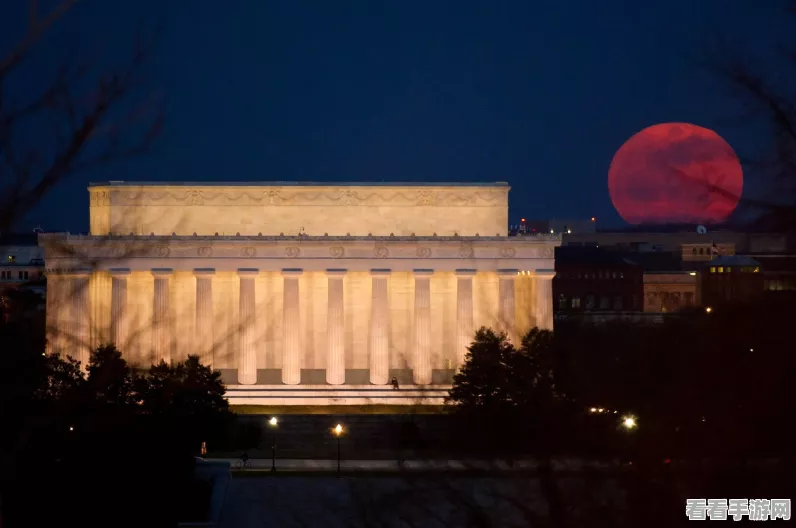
[608,123,743,225]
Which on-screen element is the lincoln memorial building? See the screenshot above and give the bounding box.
[41,182,559,405]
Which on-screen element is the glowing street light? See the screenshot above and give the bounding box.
[333,424,344,477]
[705,307,712,314]
[622,416,637,430]
[269,417,279,472]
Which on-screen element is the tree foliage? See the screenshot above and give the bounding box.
[0,333,229,528]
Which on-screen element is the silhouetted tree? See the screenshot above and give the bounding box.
[85,343,137,407]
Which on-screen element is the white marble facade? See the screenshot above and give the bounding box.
[42,182,559,405]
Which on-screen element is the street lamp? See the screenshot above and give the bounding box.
[269,417,278,472]
[705,307,712,314]
[621,415,637,430]
[333,424,344,477]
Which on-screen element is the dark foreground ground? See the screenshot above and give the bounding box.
[217,464,795,528]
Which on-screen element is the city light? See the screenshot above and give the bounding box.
[622,416,637,430]
[591,217,596,222]
[689,272,696,276]
[705,307,712,313]
[269,417,278,427]
[334,424,343,436]
[69,426,74,431]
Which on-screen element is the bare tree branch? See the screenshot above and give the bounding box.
[0,0,81,81]
[0,7,162,232]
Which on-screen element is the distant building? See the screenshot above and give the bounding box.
[753,254,796,292]
[0,234,45,288]
[700,255,765,308]
[0,234,46,323]
[510,218,596,236]
[553,246,643,315]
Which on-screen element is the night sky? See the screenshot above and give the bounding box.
[2,1,791,233]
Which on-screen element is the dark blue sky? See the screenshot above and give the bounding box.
[3,0,790,232]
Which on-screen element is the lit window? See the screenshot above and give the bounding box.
[718,267,724,273]
[754,267,759,273]
[7,255,15,263]
[571,296,581,309]
[710,267,716,273]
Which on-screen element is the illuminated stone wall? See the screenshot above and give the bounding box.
[88,183,510,237]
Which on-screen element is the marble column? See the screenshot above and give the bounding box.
[194,268,215,367]
[70,270,92,370]
[238,269,258,385]
[282,269,303,385]
[369,269,391,385]
[412,269,433,385]
[151,268,172,365]
[89,272,111,350]
[45,270,60,355]
[535,269,556,331]
[54,274,70,355]
[455,269,476,368]
[110,268,130,350]
[326,269,346,385]
[497,269,517,342]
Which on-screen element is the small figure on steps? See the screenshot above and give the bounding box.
[391,377,400,390]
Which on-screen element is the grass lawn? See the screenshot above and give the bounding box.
[231,404,447,415]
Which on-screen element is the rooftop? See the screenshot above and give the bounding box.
[88,181,510,188]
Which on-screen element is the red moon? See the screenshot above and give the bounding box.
[608,123,743,225]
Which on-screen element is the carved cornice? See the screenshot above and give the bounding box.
[44,239,559,262]
[88,185,509,208]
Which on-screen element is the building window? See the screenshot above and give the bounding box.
[571,296,581,309]
[699,248,705,255]
[558,294,567,310]
[7,255,16,263]
[599,296,610,309]
[585,295,596,310]
[718,267,724,273]
[692,247,697,255]
[613,296,623,310]
[710,267,716,273]
[754,267,760,273]
[619,272,624,279]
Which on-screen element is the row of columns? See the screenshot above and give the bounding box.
[51,267,555,384]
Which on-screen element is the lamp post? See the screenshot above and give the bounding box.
[269,417,278,472]
[333,424,344,477]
